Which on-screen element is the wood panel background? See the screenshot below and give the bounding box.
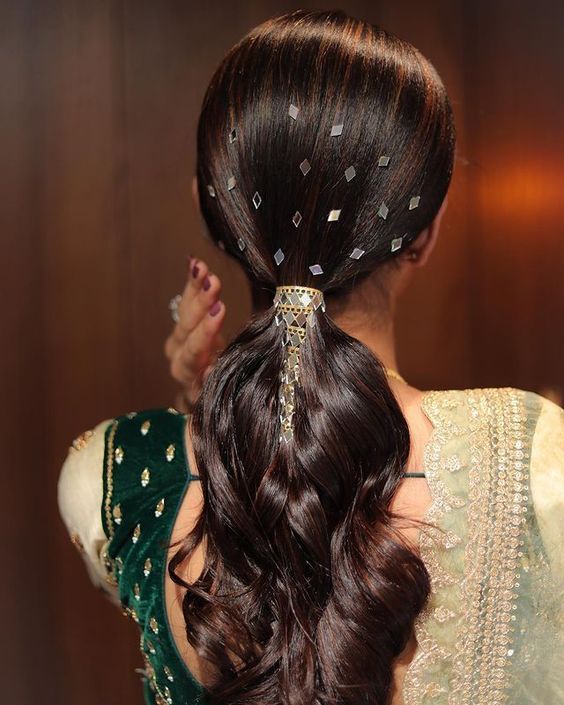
[1,1,562,703]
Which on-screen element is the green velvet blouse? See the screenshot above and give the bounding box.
[98,408,205,704]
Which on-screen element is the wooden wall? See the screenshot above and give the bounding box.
[1,1,562,703]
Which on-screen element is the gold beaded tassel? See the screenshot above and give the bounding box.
[273,286,325,443]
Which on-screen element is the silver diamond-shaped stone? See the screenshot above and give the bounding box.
[229,128,237,143]
[275,312,283,326]
[378,155,390,167]
[299,159,311,176]
[300,292,311,305]
[330,123,344,136]
[207,184,216,198]
[350,247,365,260]
[292,211,302,227]
[227,176,236,191]
[309,264,323,276]
[274,248,285,265]
[409,195,421,210]
[378,202,389,220]
[288,103,299,120]
[282,428,293,443]
[252,191,262,209]
[391,236,403,252]
[345,165,356,182]
[237,238,246,251]
[328,209,341,222]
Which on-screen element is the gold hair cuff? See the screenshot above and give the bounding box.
[273,286,325,443]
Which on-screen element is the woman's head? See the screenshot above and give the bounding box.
[195,8,455,300]
[171,10,455,705]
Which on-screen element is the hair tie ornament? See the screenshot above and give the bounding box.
[229,128,237,143]
[299,159,311,176]
[227,176,236,191]
[292,211,303,227]
[237,238,246,251]
[327,209,341,222]
[274,248,285,265]
[207,184,216,198]
[273,285,326,442]
[288,103,299,120]
[409,195,420,210]
[378,155,390,167]
[252,191,262,209]
[330,123,344,136]
[309,264,324,275]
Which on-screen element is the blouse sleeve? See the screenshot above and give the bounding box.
[530,395,564,581]
[519,393,564,703]
[57,419,120,606]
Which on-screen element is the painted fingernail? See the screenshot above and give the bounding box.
[192,263,199,278]
[203,275,211,291]
[209,300,221,316]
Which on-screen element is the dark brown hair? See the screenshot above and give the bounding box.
[170,9,455,705]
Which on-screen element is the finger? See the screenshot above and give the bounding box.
[179,260,223,334]
[172,300,226,383]
[165,265,222,358]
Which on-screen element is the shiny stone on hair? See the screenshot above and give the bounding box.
[378,202,389,220]
[345,166,356,182]
[391,236,403,252]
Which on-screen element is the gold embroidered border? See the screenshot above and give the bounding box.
[402,388,529,705]
[449,389,528,703]
[103,420,119,540]
[402,389,471,704]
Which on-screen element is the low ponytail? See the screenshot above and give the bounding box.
[170,8,455,705]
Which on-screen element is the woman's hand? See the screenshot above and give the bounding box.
[164,257,226,413]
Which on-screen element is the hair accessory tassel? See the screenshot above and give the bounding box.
[273,286,325,443]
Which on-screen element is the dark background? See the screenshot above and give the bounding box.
[2,1,563,703]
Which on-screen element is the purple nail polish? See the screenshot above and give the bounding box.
[209,300,221,316]
[192,263,199,278]
[203,275,211,291]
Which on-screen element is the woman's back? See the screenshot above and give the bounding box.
[58,385,564,704]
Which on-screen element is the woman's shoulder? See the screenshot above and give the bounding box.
[57,407,192,596]
[421,385,562,431]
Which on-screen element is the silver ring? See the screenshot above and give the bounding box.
[168,294,182,323]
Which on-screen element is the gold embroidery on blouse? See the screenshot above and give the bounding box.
[70,429,95,453]
[70,531,84,553]
[449,389,528,703]
[103,420,119,540]
[402,388,530,705]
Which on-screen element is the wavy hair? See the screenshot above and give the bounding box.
[169,9,455,705]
